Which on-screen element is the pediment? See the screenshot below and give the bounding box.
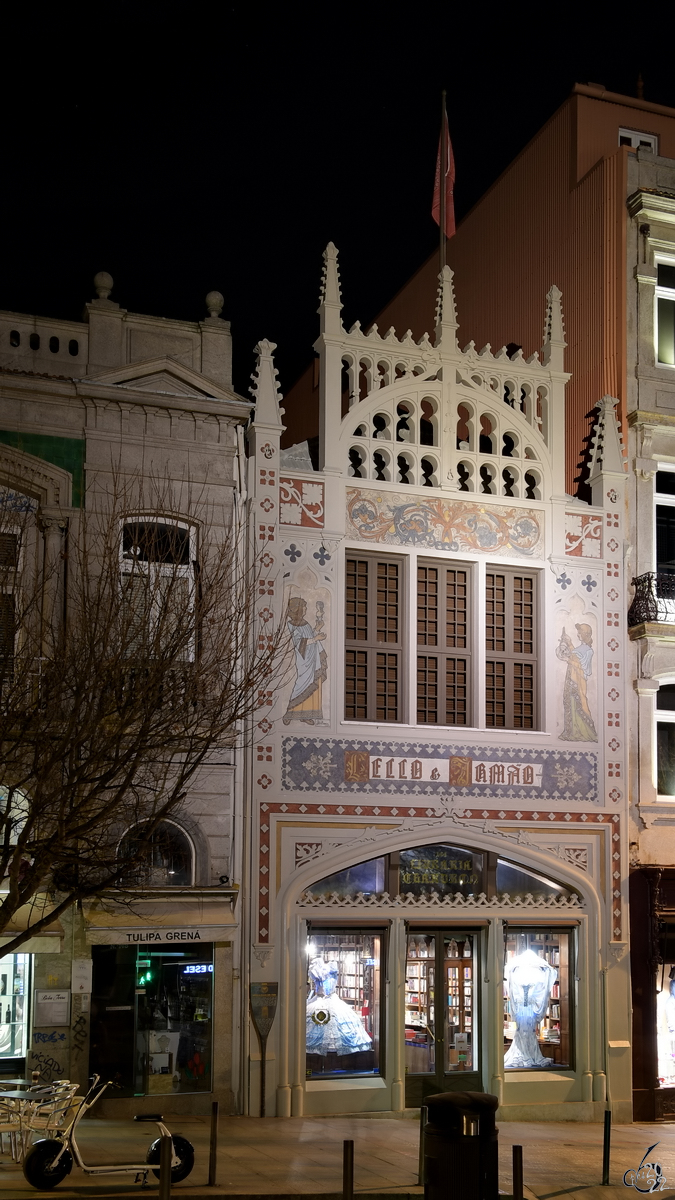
[87,357,235,402]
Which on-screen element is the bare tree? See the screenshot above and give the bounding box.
[0,474,284,953]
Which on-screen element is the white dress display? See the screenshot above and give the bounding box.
[504,949,557,1068]
[306,958,372,1056]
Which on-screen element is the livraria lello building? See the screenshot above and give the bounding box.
[241,246,632,1121]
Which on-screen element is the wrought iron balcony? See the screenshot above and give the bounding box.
[628,572,675,627]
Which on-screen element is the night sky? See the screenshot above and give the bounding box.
[2,5,673,400]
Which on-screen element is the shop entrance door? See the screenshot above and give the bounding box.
[404,929,481,1105]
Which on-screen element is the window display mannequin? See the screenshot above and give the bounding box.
[657,969,675,1086]
[504,948,557,1068]
[306,958,372,1056]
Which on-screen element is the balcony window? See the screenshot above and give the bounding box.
[657,263,675,367]
[657,685,675,799]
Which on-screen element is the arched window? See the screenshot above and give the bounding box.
[117,820,193,886]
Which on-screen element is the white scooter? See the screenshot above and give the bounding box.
[22,1074,194,1190]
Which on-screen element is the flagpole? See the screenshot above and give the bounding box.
[440,89,447,274]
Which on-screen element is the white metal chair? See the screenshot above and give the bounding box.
[24,1088,80,1147]
[0,1098,24,1162]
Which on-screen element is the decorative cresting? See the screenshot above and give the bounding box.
[298,889,584,909]
[317,246,565,496]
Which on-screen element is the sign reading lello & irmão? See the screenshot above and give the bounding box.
[282,737,597,802]
[365,756,543,786]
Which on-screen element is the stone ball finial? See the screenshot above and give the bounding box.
[94,271,113,300]
[206,290,224,318]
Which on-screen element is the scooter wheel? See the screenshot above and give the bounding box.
[23,1139,73,1189]
[147,1134,195,1182]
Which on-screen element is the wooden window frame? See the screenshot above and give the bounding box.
[345,553,404,723]
[416,558,471,727]
[485,567,538,730]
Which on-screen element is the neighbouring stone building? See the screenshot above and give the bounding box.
[0,273,246,1115]
[241,246,632,1121]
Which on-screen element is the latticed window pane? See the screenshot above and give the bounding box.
[417,655,438,723]
[486,573,506,651]
[345,557,401,722]
[376,562,399,643]
[446,570,468,648]
[485,568,537,729]
[0,593,14,667]
[0,534,19,569]
[417,566,439,645]
[345,649,368,720]
[346,558,369,641]
[512,662,535,728]
[512,576,534,655]
[376,652,399,722]
[486,660,506,726]
[445,657,468,725]
[417,561,471,725]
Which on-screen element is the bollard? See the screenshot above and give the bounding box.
[343,1139,354,1200]
[512,1145,523,1200]
[208,1100,219,1186]
[418,1105,428,1186]
[602,1109,611,1185]
[159,1133,172,1200]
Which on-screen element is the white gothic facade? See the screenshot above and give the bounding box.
[240,246,633,1121]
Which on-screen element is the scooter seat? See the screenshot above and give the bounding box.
[134,1113,163,1122]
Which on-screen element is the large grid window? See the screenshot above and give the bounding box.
[485,569,536,729]
[416,562,470,725]
[656,262,675,368]
[345,556,402,722]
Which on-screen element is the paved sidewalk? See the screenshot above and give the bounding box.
[1,1112,675,1197]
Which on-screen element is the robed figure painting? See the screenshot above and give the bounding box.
[283,596,328,725]
[556,622,598,742]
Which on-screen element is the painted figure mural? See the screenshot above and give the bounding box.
[556,623,598,742]
[503,949,557,1068]
[306,958,372,1056]
[283,597,327,725]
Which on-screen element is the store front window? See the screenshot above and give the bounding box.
[0,952,29,1061]
[656,944,675,1088]
[305,930,382,1079]
[503,928,572,1069]
[90,944,213,1096]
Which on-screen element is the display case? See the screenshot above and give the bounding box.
[0,953,29,1061]
[503,928,571,1069]
[305,931,382,1078]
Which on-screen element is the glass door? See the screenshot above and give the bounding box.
[404,930,481,1105]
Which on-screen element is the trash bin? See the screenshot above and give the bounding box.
[424,1091,499,1200]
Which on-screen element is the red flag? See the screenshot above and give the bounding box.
[432,104,455,239]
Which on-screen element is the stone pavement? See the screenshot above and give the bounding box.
[1,1112,675,1198]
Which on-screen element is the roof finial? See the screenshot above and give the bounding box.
[587,394,626,484]
[434,265,458,351]
[205,290,224,319]
[250,339,285,427]
[93,271,113,301]
[541,284,566,369]
[318,242,343,335]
